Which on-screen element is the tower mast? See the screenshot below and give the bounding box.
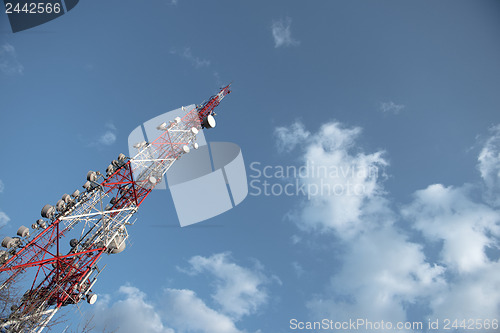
[0,84,232,332]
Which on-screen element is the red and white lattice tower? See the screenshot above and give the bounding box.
[0,84,232,332]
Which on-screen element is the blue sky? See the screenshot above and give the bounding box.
[1,1,500,332]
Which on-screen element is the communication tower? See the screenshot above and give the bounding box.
[0,84,232,332]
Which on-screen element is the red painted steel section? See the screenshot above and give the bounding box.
[197,84,231,124]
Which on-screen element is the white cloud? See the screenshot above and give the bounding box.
[99,132,117,146]
[290,234,301,244]
[282,122,389,238]
[399,128,500,326]
[379,101,405,114]
[184,252,269,320]
[429,262,500,321]
[89,285,244,333]
[0,43,24,75]
[279,120,500,330]
[0,180,9,227]
[401,182,500,322]
[87,253,271,332]
[402,184,500,273]
[98,123,117,146]
[171,47,210,68]
[91,285,174,333]
[308,227,445,327]
[0,212,9,227]
[271,17,300,48]
[278,120,439,326]
[275,122,310,153]
[478,124,500,205]
[214,71,222,86]
[160,289,244,333]
[291,261,304,278]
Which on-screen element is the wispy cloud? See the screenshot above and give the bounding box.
[98,123,117,146]
[379,101,405,114]
[275,122,310,153]
[213,71,222,86]
[271,17,300,48]
[183,252,270,320]
[171,47,210,68]
[0,212,9,227]
[478,124,500,206]
[82,122,117,148]
[291,261,304,278]
[0,43,24,75]
[0,180,9,227]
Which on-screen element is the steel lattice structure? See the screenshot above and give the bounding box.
[0,84,232,332]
